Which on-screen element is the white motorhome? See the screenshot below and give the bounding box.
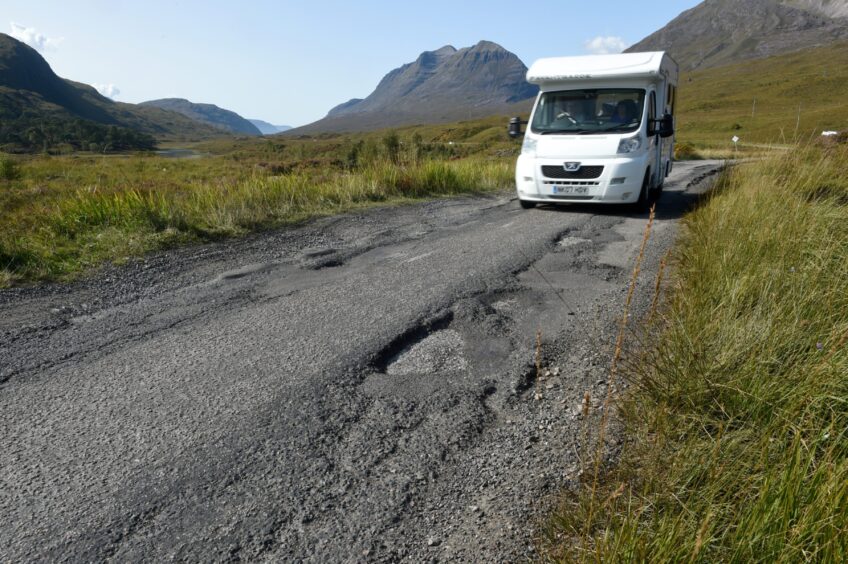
[509,52,678,209]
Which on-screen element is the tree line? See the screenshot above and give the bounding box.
[0,115,157,153]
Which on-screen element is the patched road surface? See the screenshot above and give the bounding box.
[0,161,722,562]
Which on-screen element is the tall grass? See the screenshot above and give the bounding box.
[0,156,512,286]
[541,144,848,561]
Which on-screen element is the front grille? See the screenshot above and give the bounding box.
[543,180,600,187]
[542,165,604,179]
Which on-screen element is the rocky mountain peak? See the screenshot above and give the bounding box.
[301,40,537,133]
[626,0,848,70]
[781,0,848,17]
[469,40,507,51]
[432,45,458,56]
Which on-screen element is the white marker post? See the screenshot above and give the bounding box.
[732,135,740,157]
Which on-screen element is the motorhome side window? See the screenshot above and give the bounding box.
[667,84,677,115]
[649,91,656,123]
[530,89,646,135]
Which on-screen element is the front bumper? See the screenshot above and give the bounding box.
[515,154,649,204]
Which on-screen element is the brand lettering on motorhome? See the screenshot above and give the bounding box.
[548,74,593,80]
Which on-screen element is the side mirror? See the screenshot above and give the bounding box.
[508,117,525,139]
[659,114,675,138]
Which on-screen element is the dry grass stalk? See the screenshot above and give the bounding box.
[535,329,543,401]
[582,203,656,551]
[648,249,670,326]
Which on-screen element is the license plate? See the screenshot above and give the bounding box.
[553,185,589,195]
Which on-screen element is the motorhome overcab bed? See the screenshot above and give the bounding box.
[509,52,678,208]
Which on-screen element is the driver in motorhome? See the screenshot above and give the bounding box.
[555,99,586,124]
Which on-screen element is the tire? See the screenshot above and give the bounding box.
[651,162,669,200]
[519,199,537,209]
[650,179,664,200]
[633,171,651,213]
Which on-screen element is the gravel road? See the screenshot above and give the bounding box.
[0,160,722,562]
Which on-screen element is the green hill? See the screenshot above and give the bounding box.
[0,33,221,152]
[676,41,848,146]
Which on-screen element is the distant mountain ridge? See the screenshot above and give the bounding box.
[141,98,261,135]
[248,119,292,135]
[0,32,220,151]
[291,40,538,134]
[627,0,848,70]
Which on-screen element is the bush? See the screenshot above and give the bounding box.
[0,153,20,181]
[674,141,701,160]
[382,132,400,164]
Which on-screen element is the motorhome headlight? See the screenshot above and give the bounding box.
[521,136,538,156]
[617,136,642,154]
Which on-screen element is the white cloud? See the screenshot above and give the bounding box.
[93,84,121,99]
[584,36,629,55]
[9,22,63,53]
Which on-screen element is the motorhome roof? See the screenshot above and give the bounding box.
[527,52,672,84]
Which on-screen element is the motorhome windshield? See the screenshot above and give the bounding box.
[530,89,646,135]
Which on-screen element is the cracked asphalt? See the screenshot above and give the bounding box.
[0,160,722,562]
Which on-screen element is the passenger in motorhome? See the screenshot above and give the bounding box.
[610,100,638,124]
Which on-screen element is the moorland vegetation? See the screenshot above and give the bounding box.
[540,142,848,563]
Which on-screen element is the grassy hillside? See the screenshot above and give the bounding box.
[540,145,848,560]
[210,113,520,158]
[676,41,848,148]
[0,91,157,153]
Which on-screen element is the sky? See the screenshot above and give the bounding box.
[5,1,701,127]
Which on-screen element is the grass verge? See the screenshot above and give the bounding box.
[540,143,848,561]
[0,156,512,286]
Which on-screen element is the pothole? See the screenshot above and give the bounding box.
[386,329,468,376]
[214,262,276,282]
[299,247,346,270]
[490,298,517,313]
[558,236,592,249]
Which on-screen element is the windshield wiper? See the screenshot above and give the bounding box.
[539,129,591,135]
[601,124,637,132]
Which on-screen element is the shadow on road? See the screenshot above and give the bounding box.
[532,190,700,221]
[526,163,726,221]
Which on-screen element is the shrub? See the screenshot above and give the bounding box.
[382,132,400,164]
[0,153,21,181]
[674,141,701,160]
